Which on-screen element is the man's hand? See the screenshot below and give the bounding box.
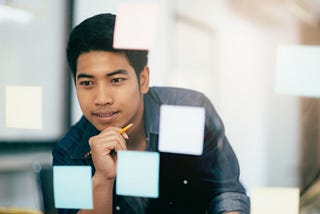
[89,126,128,180]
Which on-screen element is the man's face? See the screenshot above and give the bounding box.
[75,51,149,131]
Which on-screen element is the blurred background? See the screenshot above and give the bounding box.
[0,0,319,213]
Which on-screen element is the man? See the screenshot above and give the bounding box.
[52,13,250,214]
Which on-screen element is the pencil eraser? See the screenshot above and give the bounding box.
[116,151,159,198]
[113,2,160,50]
[53,166,93,209]
[158,105,205,155]
[5,85,42,129]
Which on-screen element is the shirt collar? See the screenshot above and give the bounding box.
[70,116,99,160]
[143,89,162,136]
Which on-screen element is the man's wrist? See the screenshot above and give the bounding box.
[93,173,115,187]
[91,173,114,213]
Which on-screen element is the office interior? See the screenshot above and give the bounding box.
[0,0,319,213]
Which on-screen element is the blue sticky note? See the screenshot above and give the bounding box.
[116,151,159,198]
[53,166,93,209]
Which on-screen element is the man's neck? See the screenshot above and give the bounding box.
[127,124,146,151]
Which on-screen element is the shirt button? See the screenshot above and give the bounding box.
[116,206,120,211]
[183,179,188,184]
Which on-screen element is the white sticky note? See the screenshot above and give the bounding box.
[113,2,160,50]
[251,187,300,214]
[275,45,320,97]
[5,86,42,129]
[158,105,205,155]
[116,151,159,198]
[53,166,93,209]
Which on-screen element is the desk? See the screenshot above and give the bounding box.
[0,208,42,214]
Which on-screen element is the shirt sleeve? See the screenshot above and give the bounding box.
[207,192,250,214]
[199,94,250,213]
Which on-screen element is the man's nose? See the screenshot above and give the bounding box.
[94,84,113,106]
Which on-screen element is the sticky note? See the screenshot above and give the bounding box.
[250,187,300,214]
[158,105,205,155]
[116,151,159,198]
[275,45,320,97]
[53,166,93,209]
[5,86,42,129]
[113,2,160,50]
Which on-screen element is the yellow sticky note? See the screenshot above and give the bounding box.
[5,86,42,129]
[113,2,160,50]
[250,187,300,214]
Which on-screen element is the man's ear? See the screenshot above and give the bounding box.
[139,66,150,94]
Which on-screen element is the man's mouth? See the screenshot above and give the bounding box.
[93,111,119,118]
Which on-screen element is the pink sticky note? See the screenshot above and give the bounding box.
[113,2,160,50]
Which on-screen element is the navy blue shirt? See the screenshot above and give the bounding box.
[52,86,250,213]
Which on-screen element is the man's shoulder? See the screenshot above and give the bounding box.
[147,86,207,106]
[149,86,204,96]
[54,116,91,151]
[52,116,95,164]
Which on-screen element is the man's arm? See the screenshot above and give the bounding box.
[203,134,250,213]
[91,175,114,213]
[78,175,114,214]
[200,94,250,214]
[78,127,128,214]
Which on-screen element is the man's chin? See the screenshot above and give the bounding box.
[87,119,105,131]
[94,123,108,132]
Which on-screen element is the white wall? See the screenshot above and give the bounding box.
[170,0,302,191]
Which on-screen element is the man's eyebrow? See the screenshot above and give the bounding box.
[106,69,128,77]
[76,69,128,80]
[77,73,94,80]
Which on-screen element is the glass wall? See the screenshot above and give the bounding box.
[0,0,319,213]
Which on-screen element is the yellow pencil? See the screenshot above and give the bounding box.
[84,123,134,158]
[118,123,134,134]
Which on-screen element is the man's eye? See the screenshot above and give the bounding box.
[79,81,93,86]
[111,78,124,83]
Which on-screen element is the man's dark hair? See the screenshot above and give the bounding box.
[66,13,148,80]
